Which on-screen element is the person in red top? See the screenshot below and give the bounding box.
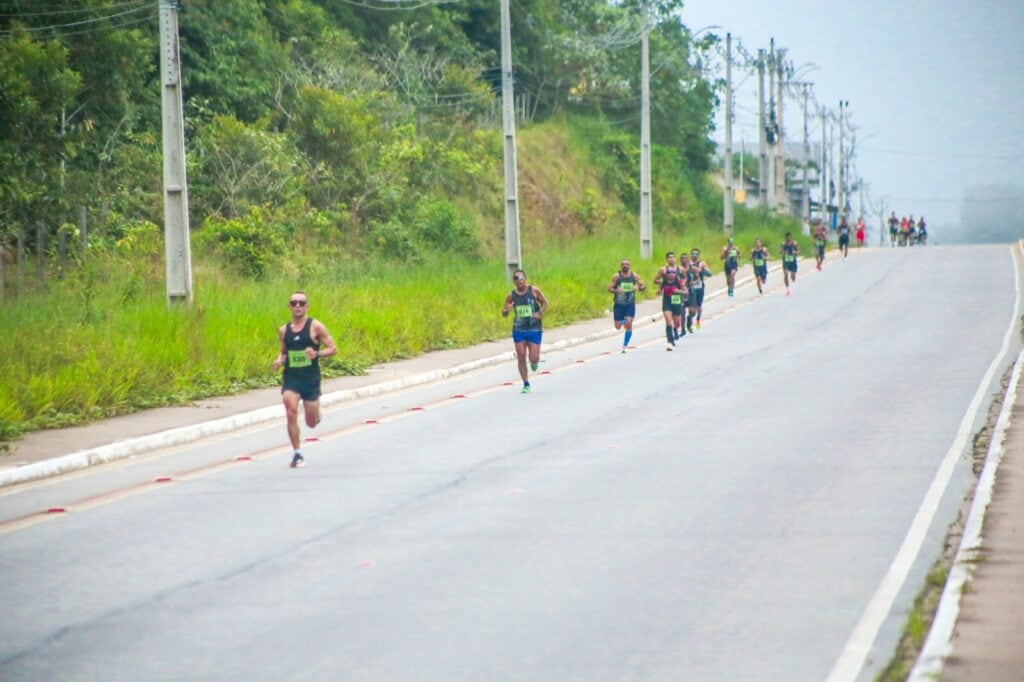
[899,217,910,246]
[855,216,866,248]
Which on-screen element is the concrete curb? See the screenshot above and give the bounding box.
[908,240,1024,680]
[0,261,788,489]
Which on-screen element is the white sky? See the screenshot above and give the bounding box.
[678,0,1024,235]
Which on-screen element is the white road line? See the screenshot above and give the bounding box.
[908,242,1024,680]
[826,243,1023,682]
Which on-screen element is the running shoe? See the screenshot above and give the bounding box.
[521,384,531,394]
[695,321,701,331]
[530,362,539,372]
[686,325,693,334]
[621,347,627,354]
[674,328,680,340]
[666,344,673,351]
[290,452,305,468]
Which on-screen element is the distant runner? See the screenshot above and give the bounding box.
[855,216,867,248]
[720,237,741,296]
[750,238,770,294]
[502,269,548,393]
[659,265,686,351]
[907,214,917,246]
[687,248,712,331]
[813,223,827,270]
[781,232,800,295]
[654,251,684,340]
[917,216,928,245]
[273,291,338,469]
[888,211,899,247]
[838,216,851,259]
[609,258,647,353]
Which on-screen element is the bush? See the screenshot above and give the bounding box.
[196,209,285,279]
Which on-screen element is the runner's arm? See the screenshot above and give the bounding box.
[310,321,337,360]
[501,293,513,317]
[532,286,548,319]
[608,274,621,294]
[272,326,287,369]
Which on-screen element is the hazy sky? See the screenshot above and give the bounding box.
[678,0,1024,237]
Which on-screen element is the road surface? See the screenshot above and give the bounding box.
[1,244,1019,681]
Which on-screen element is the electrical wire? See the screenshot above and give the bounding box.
[0,3,149,34]
[0,1,145,19]
[335,0,463,10]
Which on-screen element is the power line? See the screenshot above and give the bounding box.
[0,3,149,34]
[336,0,463,10]
[0,1,145,19]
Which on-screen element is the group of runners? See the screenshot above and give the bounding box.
[274,231,813,466]
[887,212,928,247]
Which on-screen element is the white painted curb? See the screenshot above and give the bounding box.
[908,241,1024,680]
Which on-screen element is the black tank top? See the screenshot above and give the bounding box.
[510,287,541,332]
[283,318,320,381]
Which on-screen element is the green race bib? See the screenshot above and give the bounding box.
[671,294,682,304]
[288,349,312,368]
[620,282,634,293]
[784,254,796,262]
[515,304,533,319]
[754,258,765,266]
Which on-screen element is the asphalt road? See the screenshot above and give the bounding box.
[0,245,1019,682]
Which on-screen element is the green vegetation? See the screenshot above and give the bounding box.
[875,562,950,681]
[0,1,804,442]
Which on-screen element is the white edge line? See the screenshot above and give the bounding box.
[0,264,787,490]
[826,242,1023,682]
[908,241,1024,680]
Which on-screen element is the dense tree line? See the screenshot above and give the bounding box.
[0,0,718,280]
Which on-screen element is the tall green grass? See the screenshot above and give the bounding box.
[0,115,810,442]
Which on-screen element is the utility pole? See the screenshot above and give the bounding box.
[819,104,828,222]
[723,32,734,236]
[499,0,522,280]
[801,83,811,229]
[639,2,653,259]
[838,100,847,221]
[766,40,776,209]
[159,0,192,304]
[775,48,787,212]
[757,49,768,208]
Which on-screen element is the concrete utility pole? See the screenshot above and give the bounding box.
[838,100,847,220]
[723,33,734,236]
[766,40,776,208]
[774,48,787,211]
[757,49,768,208]
[801,84,811,227]
[639,2,653,259]
[819,104,828,222]
[499,0,522,280]
[159,0,193,304]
